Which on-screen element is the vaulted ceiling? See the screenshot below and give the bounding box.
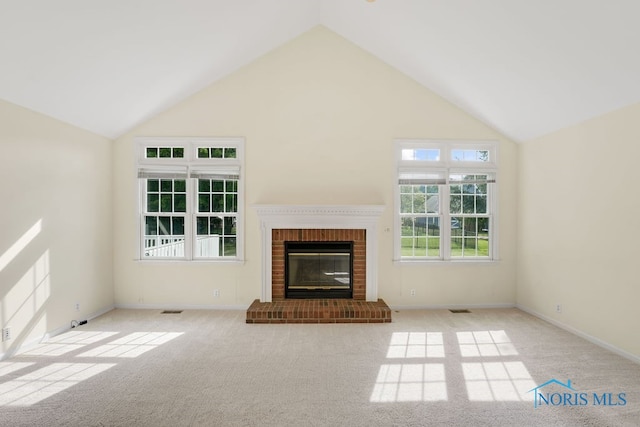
[2,0,639,142]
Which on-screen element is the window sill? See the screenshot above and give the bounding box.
[393,258,499,265]
[135,258,245,264]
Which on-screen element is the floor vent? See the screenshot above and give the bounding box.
[449,309,471,313]
[161,310,183,314]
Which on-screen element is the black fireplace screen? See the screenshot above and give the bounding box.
[285,241,353,298]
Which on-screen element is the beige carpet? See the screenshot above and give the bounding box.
[1,308,639,426]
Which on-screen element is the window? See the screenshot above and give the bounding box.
[136,137,244,261]
[395,140,497,261]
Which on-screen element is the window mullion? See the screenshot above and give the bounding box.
[441,181,451,260]
[184,176,194,260]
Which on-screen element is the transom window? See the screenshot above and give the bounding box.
[145,146,185,158]
[197,146,237,159]
[136,137,244,261]
[395,140,497,261]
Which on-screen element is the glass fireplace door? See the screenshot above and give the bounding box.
[285,242,353,298]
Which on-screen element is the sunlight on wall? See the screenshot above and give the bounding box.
[3,250,51,335]
[1,219,48,357]
[0,330,183,406]
[0,220,42,272]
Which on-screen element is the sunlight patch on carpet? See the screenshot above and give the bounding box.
[0,329,184,407]
[0,362,35,378]
[77,332,183,358]
[386,332,445,359]
[0,363,116,406]
[457,330,519,357]
[370,363,448,402]
[372,329,536,403]
[462,361,536,402]
[20,331,120,357]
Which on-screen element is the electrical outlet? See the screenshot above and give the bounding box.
[75,302,80,311]
[410,289,416,296]
[556,304,562,313]
[2,328,10,342]
[213,289,220,298]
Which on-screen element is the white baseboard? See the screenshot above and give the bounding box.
[0,304,116,361]
[516,304,640,365]
[389,303,515,310]
[114,303,249,311]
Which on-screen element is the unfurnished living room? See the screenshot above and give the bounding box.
[1,1,639,426]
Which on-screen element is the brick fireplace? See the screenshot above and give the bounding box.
[249,205,390,323]
[253,205,385,302]
[272,228,365,300]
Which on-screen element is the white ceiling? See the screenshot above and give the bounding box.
[1,0,639,142]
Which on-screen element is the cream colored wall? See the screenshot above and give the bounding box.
[113,26,518,309]
[0,99,113,358]
[518,103,640,358]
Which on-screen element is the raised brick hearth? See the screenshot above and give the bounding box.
[246,298,391,324]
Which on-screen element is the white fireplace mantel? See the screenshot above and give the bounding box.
[253,204,385,302]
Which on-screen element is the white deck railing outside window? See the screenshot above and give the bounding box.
[144,236,220,258]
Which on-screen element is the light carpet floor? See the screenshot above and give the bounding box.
[1,308,639,426]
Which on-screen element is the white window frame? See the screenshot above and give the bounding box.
[394,139,498,262]
[135,137,245,262]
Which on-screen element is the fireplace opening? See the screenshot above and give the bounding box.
[285,241,353,299]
